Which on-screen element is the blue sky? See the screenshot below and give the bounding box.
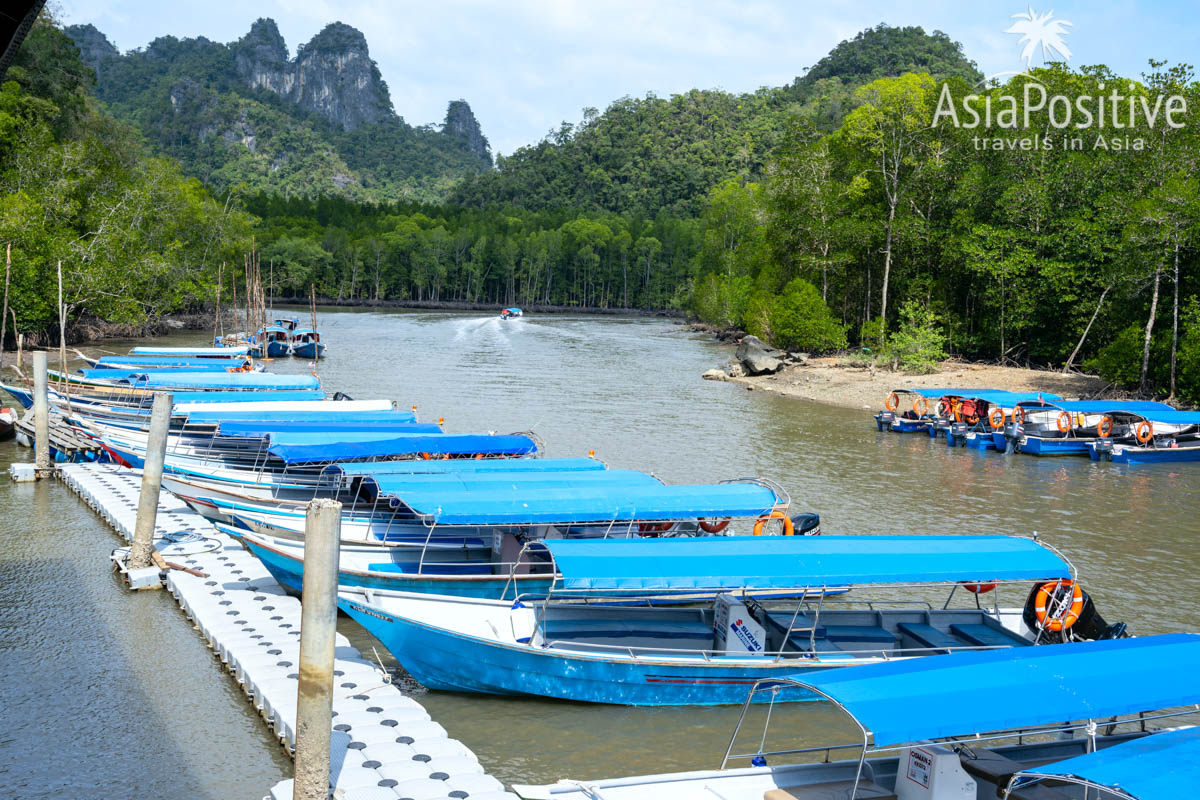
[59,0,1196,156]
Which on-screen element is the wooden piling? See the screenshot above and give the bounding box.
[128,392,173,570]
[293,498,342,800]
[32,351,50,474]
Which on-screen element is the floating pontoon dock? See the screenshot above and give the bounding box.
[56,462,515,800]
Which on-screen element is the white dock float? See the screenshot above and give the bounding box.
[58,463,516,800]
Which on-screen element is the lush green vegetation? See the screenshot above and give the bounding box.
[0,14,251,337]
[9,15,1200,404]
[75,23,490,204]
[693,60,1200,401]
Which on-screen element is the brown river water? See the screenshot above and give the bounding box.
[2,309,1198,796]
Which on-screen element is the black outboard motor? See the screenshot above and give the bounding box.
[1003,422,1023,454]
[789,512,820,535]
[1021,582,1126,643]
[947,421,969,447]
[876,411,895,432]
[332,391,355,402]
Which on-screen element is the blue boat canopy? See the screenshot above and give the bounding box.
[363,469,662,503]
[1013,399,1200,425]
[325,457,603,479]
[113,372,320,390]
[82,366,241,380]
[185,409,416,425]
[390,482,781,526]
[131,346,252,356]
[169,390,326,405]
[95,355,251,369]
[258,326,290,334]
[893,388,990,398]
[794,634,1200,747]
[216,419,441,438]
[293,328,319,336]
[1009,726,1200,800]
[540,534,1068,591]
[266,431,538,464]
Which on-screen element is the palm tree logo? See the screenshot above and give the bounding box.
[1005,7,1073,69]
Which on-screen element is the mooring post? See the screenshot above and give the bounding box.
[293,498,342,800]
[128,392,173,570]
[32,350,50,475]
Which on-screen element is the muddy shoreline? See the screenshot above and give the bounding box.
[688,323,1118,410]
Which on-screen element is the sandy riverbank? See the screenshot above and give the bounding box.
[706,355,1114,410]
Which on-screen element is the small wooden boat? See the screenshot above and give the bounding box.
[500,307,523,320]
[290,328,324,359]
[513,633,1200,800]
[338,534,1123,706]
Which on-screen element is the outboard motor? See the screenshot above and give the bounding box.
[789,512,820,536]
[1092,438,1114,462]
[1003,422,1023,454]
[332,391,355,401]
[947,421,969,447]
[876,411,895,432]
[1022,582,1126,643]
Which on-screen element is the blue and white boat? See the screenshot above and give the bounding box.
[500,307,523,320]
[873,388,969,433]
[257,326,292,358]
[228,462,796,599]
[290,328,324,359]
[1086,405,1200,464]
[996,399,1193,456]
[940,391,1064,450]
[130,345,253,358]
[338,534,1123,706]
[514,633,1200,800]
[81,354,254,371]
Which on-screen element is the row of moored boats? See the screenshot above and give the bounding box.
[6,347,1196,799]
[876,387,1200,464]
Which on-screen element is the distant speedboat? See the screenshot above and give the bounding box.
[500,307,522,320]
[290,328,324,358]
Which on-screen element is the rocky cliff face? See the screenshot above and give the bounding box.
[64,23,118,78]
[232,18,392,131]
[444,100,491,165]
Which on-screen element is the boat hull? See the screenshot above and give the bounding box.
[292,342,325,359]
[338,594,831,706]
[1090,440,1200,464]
[1017,436,1093,456]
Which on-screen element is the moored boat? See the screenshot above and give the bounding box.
[338,534,1123,706]
[290,328,324,359]
[513,633,1200,800]
[1003,400,1199,457]
[941,391,1064,450]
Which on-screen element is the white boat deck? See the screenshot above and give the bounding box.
[58,462,515,800]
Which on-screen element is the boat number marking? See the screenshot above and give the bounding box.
[906,747,932,788]
[345,602,394,623]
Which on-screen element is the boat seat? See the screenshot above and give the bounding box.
[949,623,1031,649]
[765,779,897,799]
[541,617,714,641]
[822,625,895,643]
[897,622,961,654]
[958,750,1066,799]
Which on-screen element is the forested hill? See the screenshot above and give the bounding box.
[65,19,492,203]
[450,24,980,216]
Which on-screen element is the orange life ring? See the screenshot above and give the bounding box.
[637,521,674,534]
[1097,416,1114,438]
[1013,406,1025,425]
[1034,579,1084,632]
[885,392,900,411]
[962,581,997,594]
[913,397,930,415]
[1135,421,1153,443]
[420,452,433,460]
[1056,411,1072,434]
[988,408,1005,429]
[953,402,963,422]
[753,511,795,536]
[698,517,730,533]
[936,399,952,418]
